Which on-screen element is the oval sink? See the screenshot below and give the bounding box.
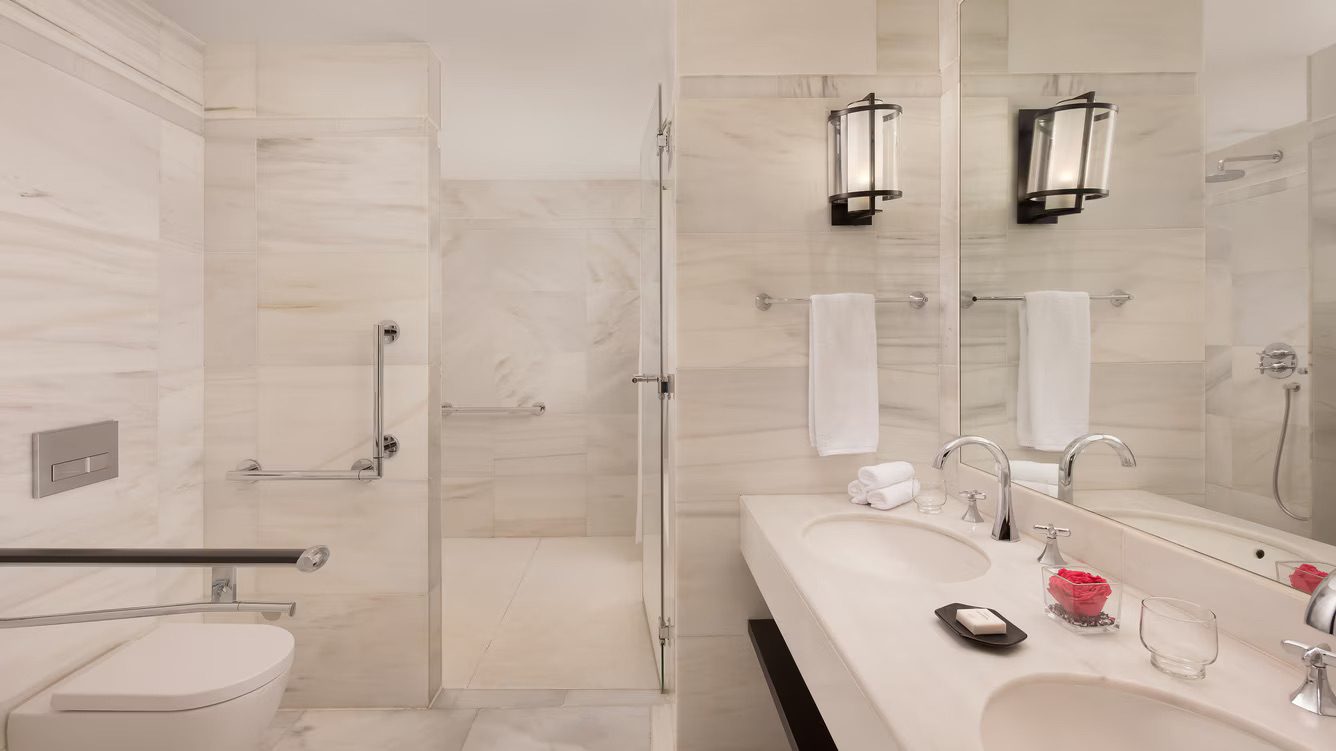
[801,515,990,582]
[982,677,1302,751]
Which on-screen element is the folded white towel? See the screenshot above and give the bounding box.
[1012,460,1059,486]
[858,461,915,489]
[1017,291,1091,451]
[868,479,920,511]
[848,480,870,505]
[809,293,879,457]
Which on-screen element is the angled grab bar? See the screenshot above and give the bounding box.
[0,601,297,629]
[228,321,401,481]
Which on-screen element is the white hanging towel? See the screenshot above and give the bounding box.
[809,293,879,457]
[1017,291,1091,451]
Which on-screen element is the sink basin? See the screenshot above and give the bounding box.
[801,515,990,582]
[982,677,1301,751]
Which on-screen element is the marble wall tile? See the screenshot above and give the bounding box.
[257,136,430,255]
[677,0,878,77]
[442,181,641,222]
[160,122,204,248]
[587,474,638,536]
[0,43,159,238]
[675,635,790,751]
[493,476,588,537]
[203,368,256,480]
[270,592,430,708]
[960,0,1008,73]
[157,367,204,538]
[1310,43,1336,124]
[1310,123,1336,543]
[493,414,587,477]
[676,502,770,638]
[158,243,204,371]
[877,0,939,74]
[204,137,257,253]
[204,43,256,119]
[256,44,437,120]
[1007,0,1202,74]
[257,252,430,366]
[204,252,257,369]
[442,477,496,538]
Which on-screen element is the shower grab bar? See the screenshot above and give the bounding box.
[441,402,547,416]
[0,545,329,628]
[227,321,400,482]
[959,289,1132,309]
[755,292,929,310]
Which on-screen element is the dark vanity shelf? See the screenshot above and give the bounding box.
[748,619,838,751]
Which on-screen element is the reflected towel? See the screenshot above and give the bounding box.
[868,479,921,511]
[1017,291,1090,451]
[1012,460,1059,486]
[808,293,879,457]
[849,480,870,505]
[857,461,916,490]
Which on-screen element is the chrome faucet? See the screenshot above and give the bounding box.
[933,436,1018,542]
[1057,434,1136,503]
[1287,576,1336,716]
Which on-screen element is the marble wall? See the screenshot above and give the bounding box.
[201,44,443,708]
[672,2,955,748]
[1204,124,1314,534]
[958,0,1207,502]
[439,180,645,539]
[0,0,204,745]
[1309,43,1336,545]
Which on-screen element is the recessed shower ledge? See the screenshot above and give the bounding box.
[740,494,1330,751]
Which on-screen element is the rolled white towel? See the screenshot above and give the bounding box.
[858,461,915,490]
[848,480,870,505]
[867,479,920,511]
[1012,460,1059,485]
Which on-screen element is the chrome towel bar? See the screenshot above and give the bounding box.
[960,289,1133,309]
[755,292,929,311]
[442,402,547,416]
[228,321,400,481]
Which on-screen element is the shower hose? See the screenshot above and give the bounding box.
[1273,382,1310,522]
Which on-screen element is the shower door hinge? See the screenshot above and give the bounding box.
[659,373,674,399]
[657,122,672,155]
[658,616,674,645]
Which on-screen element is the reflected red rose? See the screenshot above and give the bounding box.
[1290,563,1329,595]
[1048,568,1112,618]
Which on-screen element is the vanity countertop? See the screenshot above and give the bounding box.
[740,493,1332,751]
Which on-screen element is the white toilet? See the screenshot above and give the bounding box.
[8,623,294,751]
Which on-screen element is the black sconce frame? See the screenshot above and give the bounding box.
[1016,91,1117,225]
[829,94,903,226]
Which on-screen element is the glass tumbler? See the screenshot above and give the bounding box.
[1139,597,1218,680]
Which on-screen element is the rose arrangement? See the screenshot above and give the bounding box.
[1289,563,1330,595]
[1047,568,1112,618]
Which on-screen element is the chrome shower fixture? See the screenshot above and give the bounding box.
[1206,150,1283,183]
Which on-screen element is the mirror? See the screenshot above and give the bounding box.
[959,0,1336,592]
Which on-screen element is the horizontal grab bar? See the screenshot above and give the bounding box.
[0,546,330,571]
[755,292,929,310]
[0,600,297,629]
[226,461,383,482]
[442,402,547,416]
[959,289,1133,309]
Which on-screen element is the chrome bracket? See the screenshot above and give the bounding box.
[211,566,237,604]
[381,434,400,456]
[658,616,674,645]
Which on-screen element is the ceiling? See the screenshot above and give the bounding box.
[1204,0,1336,152]
[146,0,672,180]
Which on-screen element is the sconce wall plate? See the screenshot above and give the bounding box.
[1016,91,1117,225]
[828,93,902,226]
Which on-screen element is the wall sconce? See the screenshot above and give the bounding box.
[828,93,902,226]
[1017,91,1117,224]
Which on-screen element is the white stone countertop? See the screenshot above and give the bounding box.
[740,493,1333,751]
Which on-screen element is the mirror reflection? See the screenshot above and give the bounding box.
[959,0,1336,592]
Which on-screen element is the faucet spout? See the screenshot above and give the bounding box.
[1308,576,1336,635]
[933,436,1018,542]
[1057,434,1136,503]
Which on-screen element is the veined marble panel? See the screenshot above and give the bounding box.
[960,0,1007,73]
[203,368,256,480]
[1310,43,1336,124]
[204,252,257,369]
[204,137,257,253]
[257,136,429,255]
[875,232,941,361]
[493,414,587,478]
[677,0,878,76]
[158,242,204,371]
[0,212,157,377]
[160,122,204,248]
[678,74,944,100]
[877,0,939,73]
[442,181,641,222]
[492,475,588,538]
[204,43,256,119]
[1008,0,1202,74]
[675,635,789,751]
[0,42,159,238]
[676,502,770,638]
[256,44,437,121]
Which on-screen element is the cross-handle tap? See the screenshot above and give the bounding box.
[933,436,1017,542]
[1058,434,1136,503]
[1282,640,1336,716]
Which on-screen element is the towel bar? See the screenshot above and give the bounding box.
[755,292,928,311]
[960,289,1132,309]
[441,402,547,416]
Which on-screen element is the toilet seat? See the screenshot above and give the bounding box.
[51,623,294,711]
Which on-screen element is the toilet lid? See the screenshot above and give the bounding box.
[51,623,294,712]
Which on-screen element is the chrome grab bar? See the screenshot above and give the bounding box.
[959,289,1133,309]
[441,402,546,416]
[755,291,929,310]
[0,546,329,628]
[228,321,401,481]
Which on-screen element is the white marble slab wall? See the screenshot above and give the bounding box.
[439,180,645,539]
[673,2,948,748]
[958,0,1207,503]
[201,43,442,709]
[1309,43,1336,546]
[0,1,203,746]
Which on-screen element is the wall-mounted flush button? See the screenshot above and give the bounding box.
[32,421,118,498]
[51,453,110,482]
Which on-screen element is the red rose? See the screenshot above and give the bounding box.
[1290,563,1329,595]
[1048,568,1112,618]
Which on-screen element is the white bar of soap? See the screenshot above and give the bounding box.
[955,608,1007,636]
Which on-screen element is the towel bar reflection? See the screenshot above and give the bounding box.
[959,289,1132,309]
[442,403,547,416]
[755,292,929,311]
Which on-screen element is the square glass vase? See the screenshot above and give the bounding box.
[1042,565,1121,634]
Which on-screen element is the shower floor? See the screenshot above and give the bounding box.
[441,536,660,691]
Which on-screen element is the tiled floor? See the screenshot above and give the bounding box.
[441,536,660,690]
[267,706,654,750]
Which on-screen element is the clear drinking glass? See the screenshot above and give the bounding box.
[1139,597,1219,680]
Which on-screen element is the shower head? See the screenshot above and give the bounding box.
[1205,149,1283,184]
[1206,169,1246,183]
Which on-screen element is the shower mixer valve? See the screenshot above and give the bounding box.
[1257,342,1306,379]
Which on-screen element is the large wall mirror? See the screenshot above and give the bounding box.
[959,0,1336,592]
